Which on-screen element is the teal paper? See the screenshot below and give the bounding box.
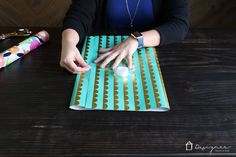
[70,36,170,112]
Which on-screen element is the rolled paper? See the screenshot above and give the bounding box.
[0,30,49,68]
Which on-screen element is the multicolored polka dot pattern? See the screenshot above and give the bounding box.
[0,30,49,68]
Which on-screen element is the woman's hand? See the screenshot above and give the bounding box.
[94,37,138,69]
[60,41,90,74]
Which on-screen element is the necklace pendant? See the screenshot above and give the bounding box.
[126,0,140,30]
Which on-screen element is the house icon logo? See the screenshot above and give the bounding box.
[186,141,193,151]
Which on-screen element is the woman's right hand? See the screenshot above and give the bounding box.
[60,41,90,74]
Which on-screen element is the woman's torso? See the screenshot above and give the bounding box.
[106,0,155,31]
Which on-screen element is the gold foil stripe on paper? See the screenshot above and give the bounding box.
[113,36,120,110]
[74,37,91,105]
[74,73,85,105]
[102,36,111,110]
[145,48,161,107]
[123,78,130,111]
[99,36,103,49]
[152,48,159,65]
[92,36,103,109]
[114,76,119,110]
[138,50,151,110]
[103,70,109,110]
[132,74,140,111]
[97,35,103,58]
[107,36,111,51]
[84,36,91,62]
[92,65,101,109]
[132,56,140,110]
[115,36,118,43]
[153,48,169,107]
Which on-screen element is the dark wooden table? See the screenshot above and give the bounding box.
[0,28,236,157]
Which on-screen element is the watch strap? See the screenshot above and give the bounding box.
[131,32,143,49]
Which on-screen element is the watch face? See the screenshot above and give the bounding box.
[132,32,142,38]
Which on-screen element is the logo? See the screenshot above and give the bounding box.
[186,141,193,151]
[185,141,232,154]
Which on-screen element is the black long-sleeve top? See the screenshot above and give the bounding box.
[63,0,189,46]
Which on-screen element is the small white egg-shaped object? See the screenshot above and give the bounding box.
[114,66,129,77]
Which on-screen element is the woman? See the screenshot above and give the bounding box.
[60,0,189,73]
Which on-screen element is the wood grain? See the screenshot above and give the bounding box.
[190,0,236,28]
[0,0,236,28]
[0,0,70,27]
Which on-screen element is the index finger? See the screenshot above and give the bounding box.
[99,48,113,53]
[128,55,133,68]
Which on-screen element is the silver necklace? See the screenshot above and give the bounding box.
[125,0,141,28]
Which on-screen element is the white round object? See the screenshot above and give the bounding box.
[114,66,129,77]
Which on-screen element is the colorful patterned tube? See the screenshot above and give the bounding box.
[0,30,49,68]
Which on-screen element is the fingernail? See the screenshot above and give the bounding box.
[85,67,90,70]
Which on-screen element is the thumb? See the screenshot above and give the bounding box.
[75,53,90,68]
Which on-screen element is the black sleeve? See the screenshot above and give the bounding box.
[155,0,189,46]
[63,0,98,40]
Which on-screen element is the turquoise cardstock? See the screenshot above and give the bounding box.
[70,36,169,112]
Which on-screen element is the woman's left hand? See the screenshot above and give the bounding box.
[94,37,138,69]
